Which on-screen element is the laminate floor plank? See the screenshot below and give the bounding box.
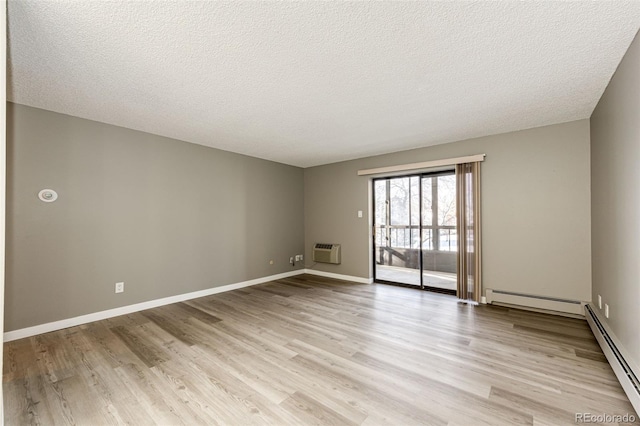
[288,337,529,426]
[173,302,223,325]
[3,338,39,382]
[287,347,448,426]
[77,321,142,370]
[4,274,638,425]
[3,370,57,426]
[113,362,203,426]
[140,308,201,346]
[109,326,169,369]
[279,391,359,426]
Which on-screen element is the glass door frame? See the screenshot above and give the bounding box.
[372,170,457,295]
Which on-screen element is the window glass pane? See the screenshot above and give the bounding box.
[411,228,420,249]
[390,178,410,225]
[390,228,411,248]
[438,228,457,252]
[421,177,433,226]
[410,176,420,226]
[374,180,386,225]
[376,228,386,247]
[421,228,433,251]
[437,174,456,226]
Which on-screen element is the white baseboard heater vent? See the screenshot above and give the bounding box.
[313,243,341,264]
[485,289,584,315]
[585,305,640,414]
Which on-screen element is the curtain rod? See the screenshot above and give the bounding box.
[357,154,486,176]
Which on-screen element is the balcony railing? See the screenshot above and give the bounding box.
[375,225,457,252]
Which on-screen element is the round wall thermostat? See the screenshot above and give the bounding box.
[38,189,58,202]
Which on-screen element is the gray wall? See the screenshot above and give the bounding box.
[6,103,304,331]
[591,31,640,369]
[305,120,592,301]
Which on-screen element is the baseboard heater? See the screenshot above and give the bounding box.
[485,289,584,315]
[585,305,640,414]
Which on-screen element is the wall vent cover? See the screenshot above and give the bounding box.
[313,243,341,264]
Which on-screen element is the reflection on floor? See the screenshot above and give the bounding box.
[375,265,456,290]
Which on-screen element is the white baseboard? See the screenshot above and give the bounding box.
[3,269,305,342]
[585,304,640,415]
[303,268,373,284]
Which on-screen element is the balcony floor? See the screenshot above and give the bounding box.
[375,265,456,291]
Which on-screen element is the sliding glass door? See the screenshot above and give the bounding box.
[421,173,457,292]
[373,172,457,293]
[373,176,421,286]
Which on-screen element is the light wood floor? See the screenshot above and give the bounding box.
[3,274,638,425]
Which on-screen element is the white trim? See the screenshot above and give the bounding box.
[585,304,640,414]
[304,269,373,284]
[585,303,640,387]
[357,154,485,176]
[3,270,304,342]
[485,288,585,315]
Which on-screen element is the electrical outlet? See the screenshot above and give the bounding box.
[605,303,609,318]
[295,254,303,261]
[289,257,294,265]
[115,282,124,293]
[299,254,303,261]
[598,295,602,309]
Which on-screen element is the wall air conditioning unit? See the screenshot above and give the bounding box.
[313,243,341,264]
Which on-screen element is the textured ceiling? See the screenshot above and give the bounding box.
[7,1,640,167]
